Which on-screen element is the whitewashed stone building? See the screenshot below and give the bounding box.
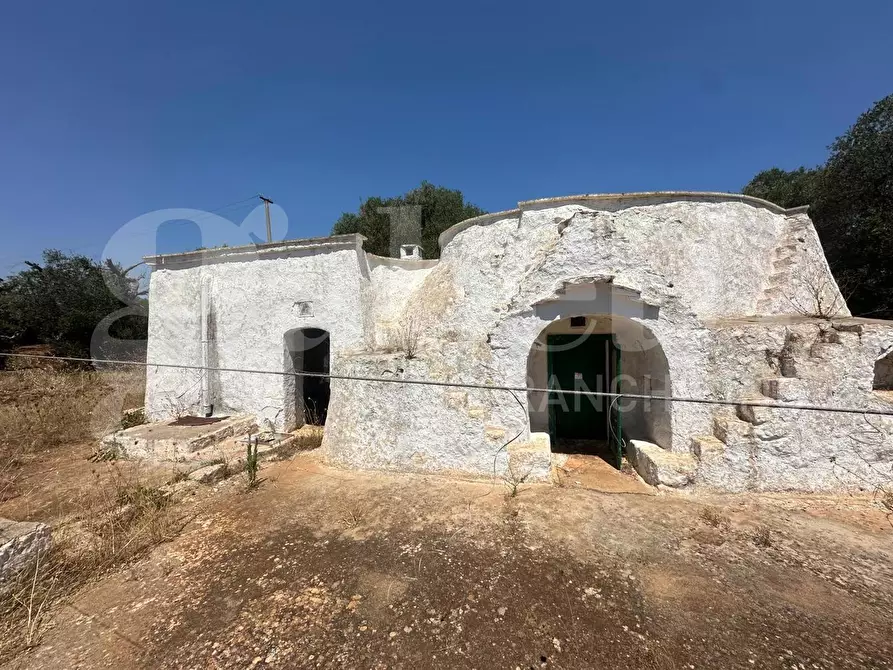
[144,192,893,491]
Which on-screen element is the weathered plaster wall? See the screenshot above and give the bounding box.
[324,197,885,489]
[364,254,437,350]
[144,194,883,491]
[146,239,368,430]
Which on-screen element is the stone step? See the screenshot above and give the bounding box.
[760,377,807,402]
[185,415,259,453]
[735,394,773,425]
[690,435,724,460]
[626,440,696,488]
[713,415,752,443]
[773,257,796,269]
[768,272,788,284]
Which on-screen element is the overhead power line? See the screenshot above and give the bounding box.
[1,351,892,418]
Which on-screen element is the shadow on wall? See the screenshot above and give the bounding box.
[875,350,893,391]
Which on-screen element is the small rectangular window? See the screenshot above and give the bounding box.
[570,316,586,328]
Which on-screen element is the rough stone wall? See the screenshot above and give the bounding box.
[327,197,855,485]
[696,318,893,491]
[875,350,893,390]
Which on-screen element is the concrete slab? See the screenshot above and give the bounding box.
[102,414,258,461]
[554,454,654,495]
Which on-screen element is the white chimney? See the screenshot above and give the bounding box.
[400,244,422,260]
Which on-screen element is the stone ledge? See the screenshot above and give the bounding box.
[713,415,752,444]
[691,435,725,460]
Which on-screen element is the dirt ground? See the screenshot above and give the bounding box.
[2,447,892,670]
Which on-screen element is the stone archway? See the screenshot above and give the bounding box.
[526,314,671,459]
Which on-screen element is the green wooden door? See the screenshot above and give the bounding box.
[547,333,616,442]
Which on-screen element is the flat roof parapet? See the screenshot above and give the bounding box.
[144,233,366,269]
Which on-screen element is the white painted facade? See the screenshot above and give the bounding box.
[144,193,893,492]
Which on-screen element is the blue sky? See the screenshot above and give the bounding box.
[1,0,891,276]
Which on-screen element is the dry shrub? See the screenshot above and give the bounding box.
[0,466,180,656]
[786,261,847,319]
[699,506,731,530]
[338,499,366,529]
[502,461,532,498]
[882,490,893,513]
[751,525,772,548]
[274,425,324,460]
[387,315,422,359]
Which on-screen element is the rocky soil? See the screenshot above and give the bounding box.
[4,452,893,669]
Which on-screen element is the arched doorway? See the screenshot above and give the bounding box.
[526,314,671,467]
[284,328,330,430]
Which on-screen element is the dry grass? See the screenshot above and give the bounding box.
[0,367,179,657]
[0,368,144,500]
[0,466,181,656]
[274,425,324,460]
[338,499,366,529]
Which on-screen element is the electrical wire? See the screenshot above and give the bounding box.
[1,351,892,418]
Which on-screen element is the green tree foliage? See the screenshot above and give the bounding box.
[332,182,486,258]
[743,94,893,319]
[0,250,148,360]
[812,96,893,318]
[742,166,822,209]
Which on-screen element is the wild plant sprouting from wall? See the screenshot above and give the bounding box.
[395,314,422,359]
[785,259,847,319]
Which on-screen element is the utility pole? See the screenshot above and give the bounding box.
[259,194,274,243]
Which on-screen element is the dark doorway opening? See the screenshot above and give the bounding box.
[285,328,330,428]
[875,350,893,392]
[547,333,620,465]
[300,328,330,425]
